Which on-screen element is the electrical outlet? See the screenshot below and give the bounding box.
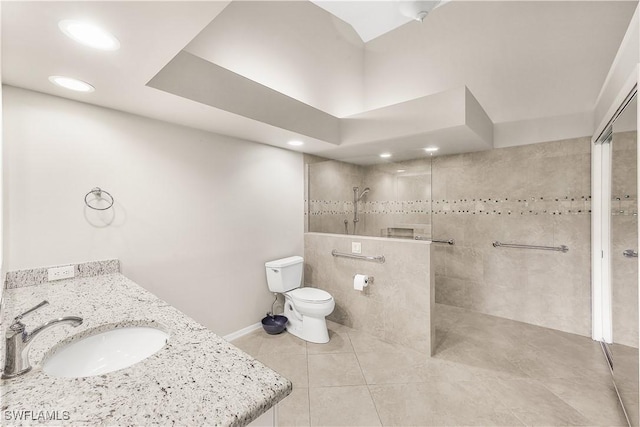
[47,265,75,281]
[352,242,362,254]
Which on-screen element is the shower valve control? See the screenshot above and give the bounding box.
[351,242,362,254]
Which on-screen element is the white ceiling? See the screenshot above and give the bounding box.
[309,1,449,42]
[362,1,638,124]
[309,1,416,42]
[1,1,638,165]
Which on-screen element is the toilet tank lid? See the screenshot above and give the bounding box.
[265,256,303,268]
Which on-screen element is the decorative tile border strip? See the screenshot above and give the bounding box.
[307,195,637,217]
[612,195,638,216]
[5,259,121,289]
[432,195,592,216]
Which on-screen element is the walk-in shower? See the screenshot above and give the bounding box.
[304,129,632,424]
[306,159,432,238]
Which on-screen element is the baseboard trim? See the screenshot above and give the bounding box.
[224,322,262,342]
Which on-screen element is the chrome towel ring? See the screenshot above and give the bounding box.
[84,187,114,211]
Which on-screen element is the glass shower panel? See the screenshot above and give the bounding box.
[611,94,638,426]
[306,157,432,238]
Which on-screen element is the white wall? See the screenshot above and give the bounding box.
[0,2,4,310]
[2,86,304,335]
[593,5,639,140]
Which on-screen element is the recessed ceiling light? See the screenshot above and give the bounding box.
[397,169,406,173]
[379,153,392,158]
[424,147,439,152]
[59,20,120,51]
[288,140,304,146]
[48,76,95,93]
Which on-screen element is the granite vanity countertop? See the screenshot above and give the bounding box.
[0,274,292,426]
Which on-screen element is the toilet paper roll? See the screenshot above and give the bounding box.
[354,274,369,291]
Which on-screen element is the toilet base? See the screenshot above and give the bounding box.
[286,316,330,344]
[284,303,330,344]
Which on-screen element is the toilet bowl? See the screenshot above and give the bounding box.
[284,288,335,344]
[265,256,335,344]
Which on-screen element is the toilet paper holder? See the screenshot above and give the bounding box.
[353,275,374,285]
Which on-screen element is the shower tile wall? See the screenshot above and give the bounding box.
[612,131,638,348]
[361,160,432,238]
[432,137,592,336]
[307,157,365,235]
[306,136,596,337]
[306,157,432,238]
[304,232,434,354]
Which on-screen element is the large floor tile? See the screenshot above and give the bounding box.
[230,306,628,427]
[358,349,483,385]
[485,378,592,426]
[278,387,310,427]
[307,330,354,355]
[258,331,307,355]
[326,320,356,333]
[420,358,480,382]
[435,332,529,380]
[230,330,263,357]
[357,350,425,385]
[348,330,406,355]
[506,345,610,380]
[309,386,381,426]
[540,376,627,426]
[447,316,534,358]
[369,381,522,426]
[619,389,640,426]
[612,342,640,396]
[308,353,365,387]
[256,353,309,388]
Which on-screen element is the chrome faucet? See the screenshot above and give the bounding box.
[2,300,82,379]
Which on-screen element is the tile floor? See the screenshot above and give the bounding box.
[233,304,629,426]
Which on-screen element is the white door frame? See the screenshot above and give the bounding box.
[591,84,637,343]
[591,135,613,343]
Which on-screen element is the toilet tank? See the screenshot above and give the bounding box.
[265,256,303,293]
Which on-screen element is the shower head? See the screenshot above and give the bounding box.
[358,188,370,200]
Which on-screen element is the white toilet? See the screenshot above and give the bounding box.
[265,256,335,344]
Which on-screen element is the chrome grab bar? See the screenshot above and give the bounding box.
[623,249,638,258]
[492,241,569,253]
[415,236,455,245]
[331,250,385,263]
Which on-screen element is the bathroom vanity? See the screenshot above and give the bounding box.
[0,268,291,426]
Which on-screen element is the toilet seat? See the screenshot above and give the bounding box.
[288,288,332,304]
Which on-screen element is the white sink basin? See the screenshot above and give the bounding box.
[43,326,169,378]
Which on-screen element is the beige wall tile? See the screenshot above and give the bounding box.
[435,276,472,308]
[307,135,595,339]
[445,246,484,281]
[431,136,593,337]
[304,233,433,353]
